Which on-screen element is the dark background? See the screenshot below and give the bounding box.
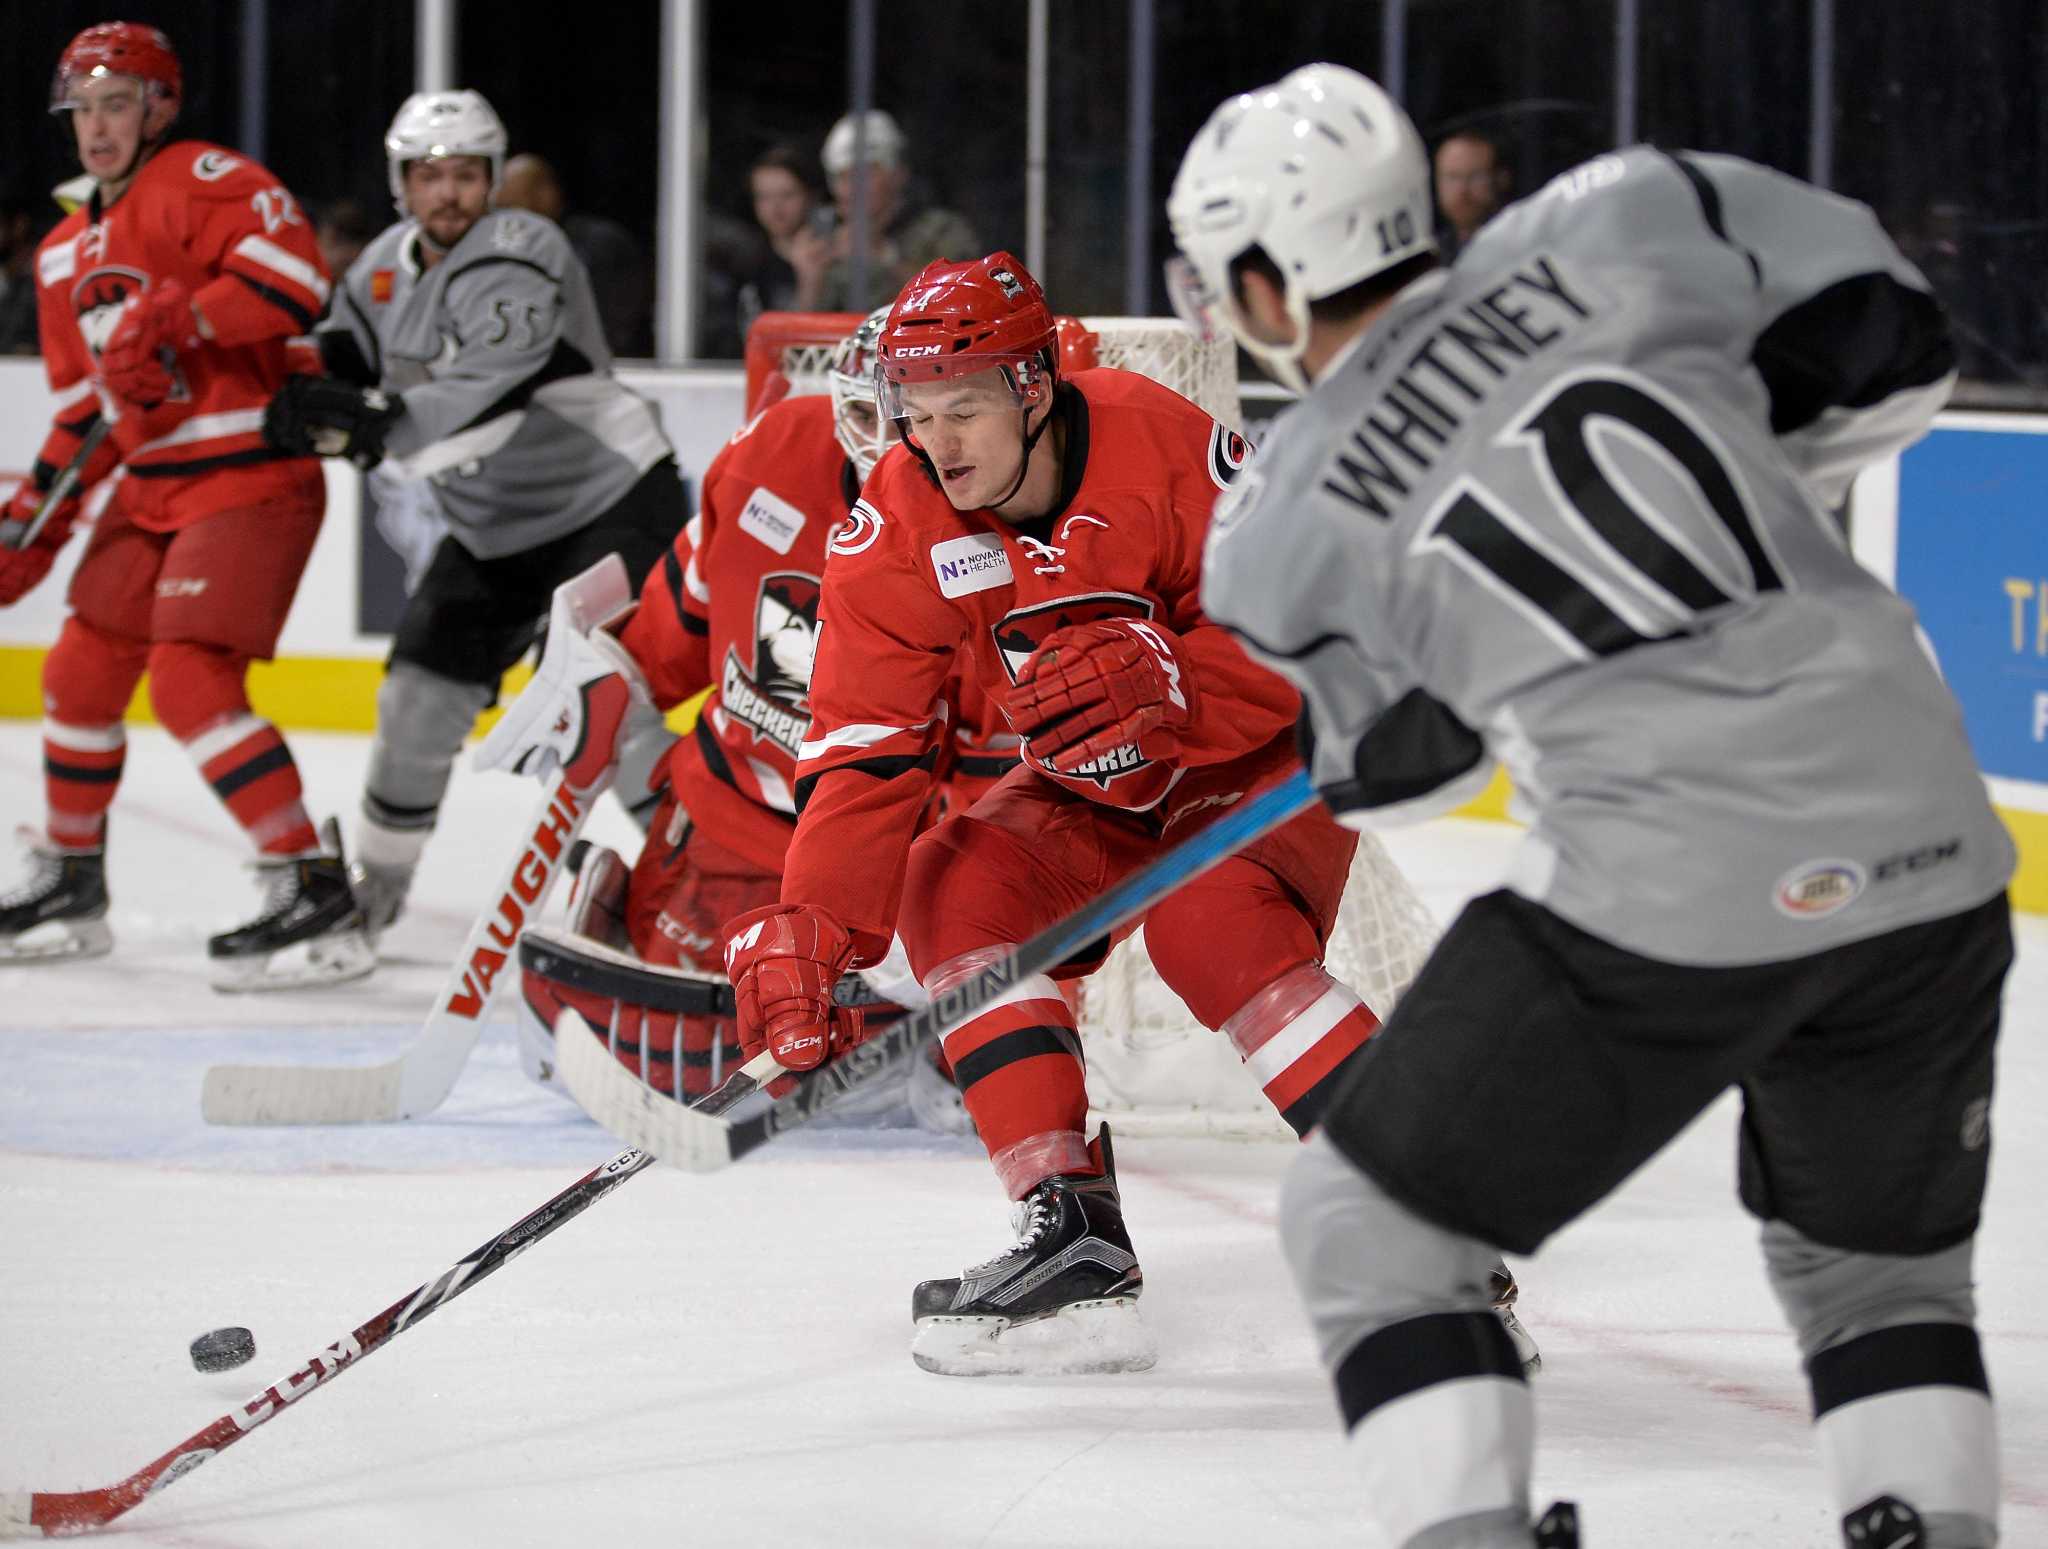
[4,0,2045,390]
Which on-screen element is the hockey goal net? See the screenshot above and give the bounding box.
[744,310,1440,1137]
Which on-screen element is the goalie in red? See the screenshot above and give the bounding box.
[483,308,1018,1123]
[717,253,1533,1375]
[0,23,362,990]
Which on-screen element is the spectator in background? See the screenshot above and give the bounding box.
[738,143,832,328]
[498,152,654,357]
[0,182,46,354]
[1432,129,1510,260]
[314,198,376,281]
[816,109,978,313]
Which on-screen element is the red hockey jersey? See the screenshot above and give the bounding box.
[618,393,1016,875]
[30,140,329,530]
[782,367,1299,959]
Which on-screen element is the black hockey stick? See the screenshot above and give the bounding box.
[0,417,113,554]
[0,1146,653,1538]
[558,767,1321,1169]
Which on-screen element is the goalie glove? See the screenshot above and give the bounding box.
[476,555,648,792]
[262,375,404,468]
[1003,616,1195,773]
[722,903,871,1072]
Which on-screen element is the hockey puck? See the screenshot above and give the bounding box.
[189,1326,256,1373]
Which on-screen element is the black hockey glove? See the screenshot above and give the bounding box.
[263,376,404,469]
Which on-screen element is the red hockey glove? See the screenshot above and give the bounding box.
[100,280,204,407]
[1004,617,1196,773]
[723,903,869,1072]
[0,481,80,607]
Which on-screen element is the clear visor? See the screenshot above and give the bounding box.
[876,360,1040,431]
[50,66,152,116]
[830,370,889,480]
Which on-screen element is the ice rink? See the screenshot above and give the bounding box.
[0,721,2041,1547]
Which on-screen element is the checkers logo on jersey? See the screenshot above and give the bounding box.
[993,591,1159,788]
[719,570,821,759]
[1772,858,1865,919]
[829,500,885,557]
[71,266,148,359]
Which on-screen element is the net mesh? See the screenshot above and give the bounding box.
[743,310,1438,1137]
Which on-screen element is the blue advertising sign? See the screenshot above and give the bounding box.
[1896,422,2048,783]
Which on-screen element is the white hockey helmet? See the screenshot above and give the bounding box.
[822,110,905,177]
[384,89,508,210]
[829,305,894,479]
[1166,63,1433,392]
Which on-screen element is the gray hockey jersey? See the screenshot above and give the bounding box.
[1203,148,2014,966]
[317,208,672,558]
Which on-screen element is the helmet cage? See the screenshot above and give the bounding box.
[829,306,893,479]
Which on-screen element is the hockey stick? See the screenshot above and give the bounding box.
[0,1144,654,1539]
[559,767,1321,1168]
[0,418,113,553]
[199,768,603,1124]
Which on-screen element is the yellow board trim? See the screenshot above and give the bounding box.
[0,646,704,737]
[0,646,2036,909]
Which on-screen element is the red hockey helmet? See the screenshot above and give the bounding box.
[876,251,1059,399]
[50,22,182,114]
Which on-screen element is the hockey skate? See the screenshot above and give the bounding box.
[209,819,374,993]
[1491,1264,1543,1376]
[0,828,111,963]
[910,1125,1155,1376]
[346,856,414,941]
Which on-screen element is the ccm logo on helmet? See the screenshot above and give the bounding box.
[894,344,943,357]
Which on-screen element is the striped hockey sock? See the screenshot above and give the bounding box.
[183,713,318,856]
[1224,963,1380,1135]
[42,718,125,850]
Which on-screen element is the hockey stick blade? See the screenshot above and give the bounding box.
[560,768,1320,1170]
[200,771,602,1125]
[0,1145,654,1538]
[0,419,113,553]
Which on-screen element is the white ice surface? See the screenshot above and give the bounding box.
[0,723,2041,1547]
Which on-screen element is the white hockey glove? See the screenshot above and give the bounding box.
[476,556,650,792]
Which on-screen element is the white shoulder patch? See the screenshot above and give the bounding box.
[829,500,886,557]
[38,235,78,287]
[930,533,1013,598]
[738,487,806,555]
[192,149,243,182]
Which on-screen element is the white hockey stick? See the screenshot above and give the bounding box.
[199,769,602,1124]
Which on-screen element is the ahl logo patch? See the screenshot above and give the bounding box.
[1772,858,1864,919]
[930,533,1013,598]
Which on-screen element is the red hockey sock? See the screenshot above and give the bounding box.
[1222,962,1379,1136]
[149,641,316,856]
[39,616,149,850]
[183,712,318,855]
[930,951,1092,1198]
[42,719,127,850]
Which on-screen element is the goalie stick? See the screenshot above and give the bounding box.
[0,1144,654,1539]
[559,767,1322,1166]
[199,767,603,1124]
[0,417,114,553]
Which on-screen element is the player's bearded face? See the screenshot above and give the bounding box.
[404,157,493,249]
[899,370,1041,512]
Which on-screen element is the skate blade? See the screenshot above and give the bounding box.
[0,917,112,964]
[210,927,376,994]
[911,1297,1157,1377]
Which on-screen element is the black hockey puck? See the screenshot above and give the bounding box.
[190,1326,256,1373]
